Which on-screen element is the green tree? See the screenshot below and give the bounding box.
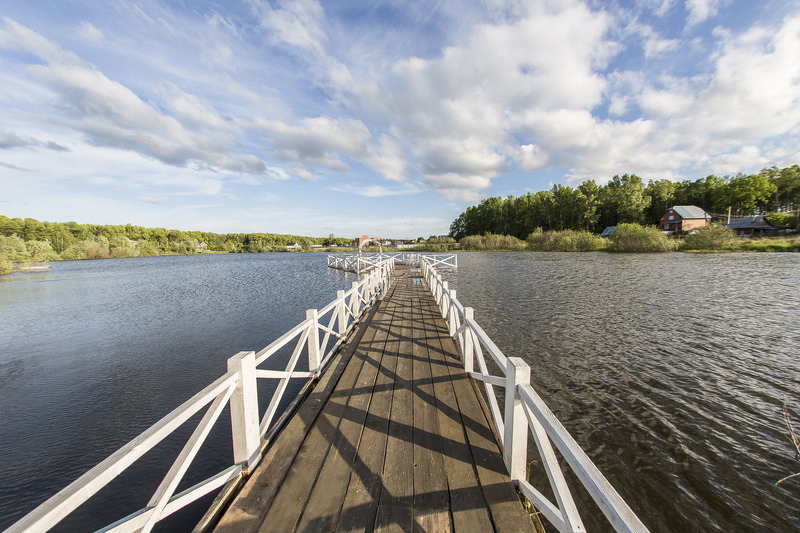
[727,173,776,215]
[645,179,677,224]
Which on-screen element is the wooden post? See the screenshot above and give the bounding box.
[306,309,321,374]
[227,351,261,473]
[463,308,474,373]
[351,281,360,318]
[504,357,530,481]
[448,289,457,336]
[441,281,449,319]
[337,290,347,333]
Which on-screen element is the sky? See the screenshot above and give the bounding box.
[1,0,800,238]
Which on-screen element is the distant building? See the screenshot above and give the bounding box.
[723,216,775,236]
[356,235,381,247]
[659,206,711,232]
[197,241,208,252]
[285,242,302,250]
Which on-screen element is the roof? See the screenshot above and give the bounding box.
[601,226,617,237]
[669,205,711,220]
[723,216,773,229]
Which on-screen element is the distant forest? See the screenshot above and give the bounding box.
[0,215,348,256]
[450,165,800,239]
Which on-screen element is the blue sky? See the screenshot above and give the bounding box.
[1,0,799,238]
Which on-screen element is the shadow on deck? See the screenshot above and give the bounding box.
[212,267,535,533]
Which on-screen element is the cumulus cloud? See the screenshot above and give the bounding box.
[348,1,616,198]
[291,168,317,182]
[251,116,370,171]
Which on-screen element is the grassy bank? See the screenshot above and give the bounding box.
[455,225,800,253]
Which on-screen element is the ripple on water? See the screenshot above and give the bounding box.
[442,251,800,533]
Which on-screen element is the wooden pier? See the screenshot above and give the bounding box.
[8,255,648,533]
[213,265,534,532]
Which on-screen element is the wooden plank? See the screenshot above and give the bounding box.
[410,291,452,532]
[374,279,415,532]
[429,297,536,533]
[294,283,396,531]
[212,299,384,533]
[255,338,369,532]
[420,294,496,533]
[335,290,401,532]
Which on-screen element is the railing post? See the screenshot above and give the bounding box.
[448,289,457,336]
[337,290,347,333]
[306,309,321,374]
[463,308,474,373]
[227,350,261,473]
[504,357,530,481]
[351,281,361,317]
[441,282,449,319]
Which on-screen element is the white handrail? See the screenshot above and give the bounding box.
[420,260,649,533]
[8,258,396,533]
[327,252,456,273]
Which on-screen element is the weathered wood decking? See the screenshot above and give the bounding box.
[213,265,535,533]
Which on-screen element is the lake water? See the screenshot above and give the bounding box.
[0,253,359,532]
[439,252,800,532]
[1,252,799,532]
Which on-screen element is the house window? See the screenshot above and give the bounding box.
[669,215,674,220]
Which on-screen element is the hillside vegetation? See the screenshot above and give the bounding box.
[0,216,351,273]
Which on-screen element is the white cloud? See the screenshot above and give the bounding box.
[253,0,327,58]
[348,1,616,199]
[291,168,316,182]
[328,182,420,197]
[76,21,103,42]
[0,19,271,176]
[251,116,370,171]
[686,0,730,28]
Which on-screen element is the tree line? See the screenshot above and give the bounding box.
[449,165,800,240]
[0,215,354,257]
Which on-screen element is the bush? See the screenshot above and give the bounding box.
[527,229,605,251]
[738,235,800,252]
[606,223,675,253]
[109,236,139,258]
[681,224,737,251]
[0,255,12,274]
[459,234,526,250]
[0,235,29,262]
[136,240,160,257]
[62,236,111,260]
[25,240,58,261]
[169,239,199,255]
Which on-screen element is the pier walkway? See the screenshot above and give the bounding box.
[213,265,535,532]
[8,255,649,533]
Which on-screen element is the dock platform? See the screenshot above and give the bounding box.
[213,265,535,532]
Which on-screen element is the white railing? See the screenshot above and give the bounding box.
[7,259,396,533]
[327,252,456,273]
[420,253,457,269]
[421,261,649,533]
